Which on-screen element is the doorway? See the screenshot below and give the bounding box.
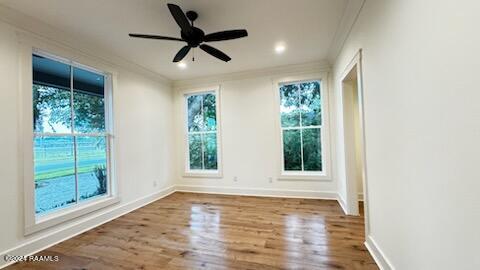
[340,50,369,234]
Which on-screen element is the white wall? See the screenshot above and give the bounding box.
[341,77,364,202]
[351,82,363,197]
[172,64,338,198]
[332,0,480,269]
[0,20,175,265]
[345,77,364,198]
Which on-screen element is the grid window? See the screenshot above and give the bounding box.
[33,53,111,214]
[185,92,218,171]
[279,80,323,172]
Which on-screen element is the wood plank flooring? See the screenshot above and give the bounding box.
[6,192,378,269]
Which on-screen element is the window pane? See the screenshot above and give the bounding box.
[300,81,321,126]
[283,129,302,171]
[203,93,216,131]
[302,128,322,171]
[33,54,71,89]
[188,134,203,169]
[203,133,218,170]
[33,85,72,133]
[73,92,105,133]
[34,136,76,214]
[280,84,300,127]
[77,136,108,201]
[73,67,105,133]
[33,54,72,133]
[187,95,203,132]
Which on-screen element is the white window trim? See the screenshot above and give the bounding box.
[180,85,223,178]
[272,72,332,181]
[19,34,119,235]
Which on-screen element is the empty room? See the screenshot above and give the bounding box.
[0,0,478,269]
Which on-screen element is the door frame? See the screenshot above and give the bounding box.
[339,49,370,235]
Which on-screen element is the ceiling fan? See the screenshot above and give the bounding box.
[129,3,248,63]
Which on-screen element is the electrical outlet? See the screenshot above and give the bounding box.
[233,176,238,182]
[268,177,273,183]
[153,180,158,187]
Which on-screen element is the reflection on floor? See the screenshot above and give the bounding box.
[8,192,378,269]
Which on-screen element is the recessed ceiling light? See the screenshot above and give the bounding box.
[177,62,187,69]
[275,44,286,54]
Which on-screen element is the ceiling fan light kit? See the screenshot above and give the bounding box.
[129,3,248,63]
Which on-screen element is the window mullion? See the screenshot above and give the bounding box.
[70,65,76,135]
[298,84,302,129]
[69,65,79,204]
[200,132,205,170]
[35,132,107,137]
[298,84,305,171]
[200,96,205,170]
[300,128,304,171]
[188,130,216,135]
[281,126,321,132]
[73,136,79,202]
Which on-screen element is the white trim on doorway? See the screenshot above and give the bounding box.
[339,49,371,233]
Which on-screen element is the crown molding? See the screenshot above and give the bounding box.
[327,0,366,63]
[173,60,331,90]
[0,4,171,86]
[0,2,358,86]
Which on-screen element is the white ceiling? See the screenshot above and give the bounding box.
[1,0,349,80]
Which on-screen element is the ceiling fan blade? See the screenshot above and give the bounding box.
[173,46,191,62]
[129,34,184,41]
[204,29,248,42]
[167,3,192,34]
[200,44,231,62]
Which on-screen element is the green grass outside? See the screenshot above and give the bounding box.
[35,164,103,181]
[34,151,106,181]
[34,137,107,181]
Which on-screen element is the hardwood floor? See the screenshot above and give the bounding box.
[7,192,378,269]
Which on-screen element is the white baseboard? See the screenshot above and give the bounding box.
[0,186,175,269]
[175,185,338,200]
[365,235,394,270]
[337,193,348,214]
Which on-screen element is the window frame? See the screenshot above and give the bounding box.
[181,86,222,178]
[21,39,119,235]
[273,73,332,181]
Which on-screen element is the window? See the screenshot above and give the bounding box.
[185,90,220,174]
[32,52,113,216]
[279,80,325,175]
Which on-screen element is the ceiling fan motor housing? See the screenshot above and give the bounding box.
[181,27,205,47]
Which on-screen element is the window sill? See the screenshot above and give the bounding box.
[25,196,120,235]
[183,171,223,179]
[277,172,331,181]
